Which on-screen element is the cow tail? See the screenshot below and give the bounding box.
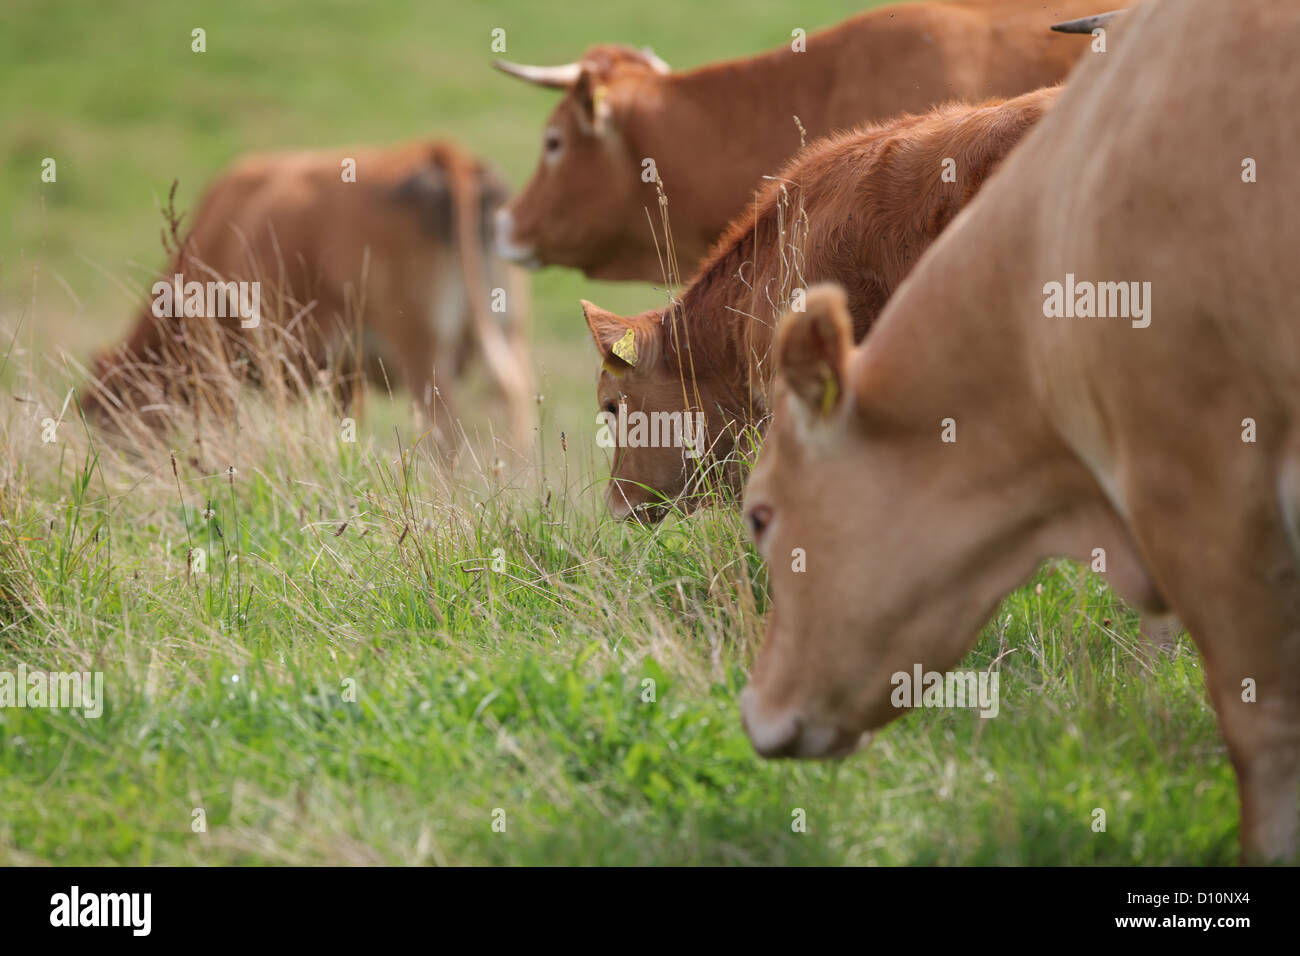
[440,146,530,444]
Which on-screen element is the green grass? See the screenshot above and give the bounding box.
[0,404,1240,864]
[0,0,1241,864]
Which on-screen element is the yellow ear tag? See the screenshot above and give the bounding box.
[612,328,638,367]
[819,367,839,417]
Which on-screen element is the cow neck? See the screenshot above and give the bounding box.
[647,43,843,252]
[667,12,876,143]
[661,234,782,426]
[672,53,823,130]
[851,214,1059,483]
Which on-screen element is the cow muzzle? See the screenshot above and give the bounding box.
[607,479,671,523]
[494,207,539,268]
[739,686,873,759]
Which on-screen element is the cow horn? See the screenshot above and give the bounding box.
[1050,10,1123,34]
[640,47,671,74]
[494,59,583,88]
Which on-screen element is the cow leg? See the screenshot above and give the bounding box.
[1212,684,1300,863]
[1124,478,1300,861]
[331,352,364,420]
[400,340,461,463]
[429,354,463,461]
[505,332,536,451]
[1136,613,1180,660]
[491,263,536,455]
[1167,591,1300,862]
[1237,743,1300,863]
[1190,589,1300,862]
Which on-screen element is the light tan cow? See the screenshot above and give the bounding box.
[740,0,1300,861]
[583,87,1059,520]
[495,0,1102,280]
[86,139,534,456]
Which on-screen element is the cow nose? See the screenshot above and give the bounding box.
[607,480,658,522]
[494,207,513,243]
[494,208,536,265]
[739,687,803,757]
[740,687,874,759]
[607,486,635,521]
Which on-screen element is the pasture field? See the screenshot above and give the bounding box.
[0,0,1240,864]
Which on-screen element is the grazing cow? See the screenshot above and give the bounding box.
[494,0,1101,280]
[86,140,535,455]
[582,86,1058,519]
[739,0,1300,861]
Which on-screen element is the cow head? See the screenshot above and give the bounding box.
[495,45,672,280]
[738,285,1140,758]
[82,341,179,432]
[583,299,746,521]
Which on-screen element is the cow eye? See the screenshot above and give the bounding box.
[543,129,563,156]
[746,505,773,541]
[603,401,617,415]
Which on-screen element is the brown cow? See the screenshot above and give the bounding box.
[495,0,1101,280]
[740,0,1300,861]
[582,86,1058,519]
[86,139,534,456]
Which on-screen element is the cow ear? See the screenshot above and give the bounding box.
[776,284,853,417]
[572,68,614,136]
[583,301,644,375]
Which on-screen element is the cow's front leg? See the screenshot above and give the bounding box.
[1233,737,1300,863]
[1208,662,1300,863]
[403,347,462,464]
